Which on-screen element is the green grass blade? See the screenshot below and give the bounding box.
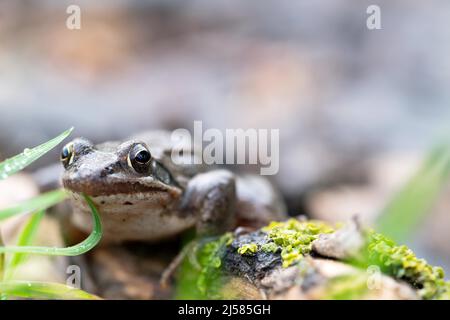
[0,280,101,300]
[376,144,450,242]
[3,210,45,280]
[0,189,68,221]
[0,127,73,181]
[0,231,6,300]
[0,194,102,256]
[0,231,4,280]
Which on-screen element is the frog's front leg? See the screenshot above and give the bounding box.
[161,170,236,287]
[180,170,237,236]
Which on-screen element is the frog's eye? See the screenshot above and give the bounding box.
[128,143,152,174]
[60,142,74,168]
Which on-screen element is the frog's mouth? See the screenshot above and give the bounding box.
[63,178,181,197]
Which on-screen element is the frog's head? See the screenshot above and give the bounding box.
[60,138,180,197]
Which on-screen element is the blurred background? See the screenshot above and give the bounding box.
[0,0,450,274]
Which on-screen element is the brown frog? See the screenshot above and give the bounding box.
[60,130,286,243]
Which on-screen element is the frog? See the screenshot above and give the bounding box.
[60,130,287,243]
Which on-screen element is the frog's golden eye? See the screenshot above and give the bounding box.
[128,143,152,174]
[60,142,74,168]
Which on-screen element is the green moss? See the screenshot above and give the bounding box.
[175,233,233,299]
[237,243,258,255]
[261,242,278,253]
[256,219,450,299]
[363,231,450,300]
[176,218,450,300]
[262,219,335,267]
[197,233,233,294]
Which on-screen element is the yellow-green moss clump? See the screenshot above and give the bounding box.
[236,219,335,267]
[237,243,258,255]
[235,219,450,299]
[178,218,449,300]
[366,232,450,300]
[260,242,278,253]
[263,219,335,267]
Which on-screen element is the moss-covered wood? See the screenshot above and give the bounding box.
[175,217,450,300]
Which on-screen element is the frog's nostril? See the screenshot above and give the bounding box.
[101,166,115,177]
